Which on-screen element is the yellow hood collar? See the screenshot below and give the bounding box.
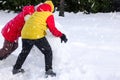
[44,1,54,12]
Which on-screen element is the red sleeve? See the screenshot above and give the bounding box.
[46,15,63,37]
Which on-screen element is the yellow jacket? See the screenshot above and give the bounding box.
[21,11,52,39]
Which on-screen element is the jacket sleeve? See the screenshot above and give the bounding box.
[46,15,63,37]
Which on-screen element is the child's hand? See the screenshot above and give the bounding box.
[60,34,68,43]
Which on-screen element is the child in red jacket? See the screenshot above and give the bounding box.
[0,5,35,60]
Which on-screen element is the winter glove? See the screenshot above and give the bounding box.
[60,34,68,43]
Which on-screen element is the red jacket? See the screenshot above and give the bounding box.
[47,15,62,37]
[1,5,35,42]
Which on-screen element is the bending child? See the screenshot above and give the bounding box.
[12,0,68,77]
[0,5,35,60]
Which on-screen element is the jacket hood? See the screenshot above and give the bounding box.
[22,5,35,16]
[36,1,54,12]
[45,1,54,12]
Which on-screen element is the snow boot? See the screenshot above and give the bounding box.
[0,54,9,60]
[45,69,56,78]
[0,57,4,60]
[12,68,25,74]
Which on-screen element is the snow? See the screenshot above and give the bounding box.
[0,11,120,80]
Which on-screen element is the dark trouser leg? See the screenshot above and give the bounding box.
[0,39,18,59]
[9,41,18,54]
[35,37,53,71]
[6,41,18,58]
[13,39,33,69]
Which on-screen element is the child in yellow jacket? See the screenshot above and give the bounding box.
[12,0,68,77]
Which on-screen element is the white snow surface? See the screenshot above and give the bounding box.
[0,11,120,80]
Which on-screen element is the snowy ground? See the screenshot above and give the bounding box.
[0,11,120,80]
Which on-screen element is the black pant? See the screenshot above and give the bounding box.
[13,37,53,71]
